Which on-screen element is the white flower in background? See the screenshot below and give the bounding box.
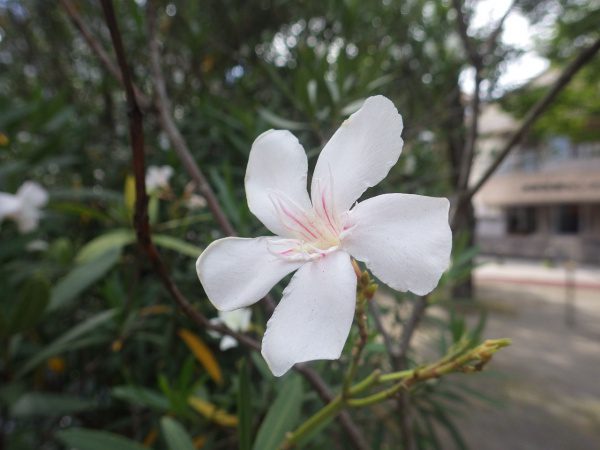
[145,165,174,192]
[196,96,452,376]
[208,308,252,351]
[186,194,207,210]
[0,181,48,233]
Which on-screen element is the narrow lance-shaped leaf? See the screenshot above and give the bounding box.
[188,396,238,428]
[160,416,195,450]
[238,358,252,450]
[10,392,96,418]
[9,275,50,334]
[56,428,147,450]
[178,328,223,385]
[252,375,304,450]
[49,248,121,311]
[16,309,117,377]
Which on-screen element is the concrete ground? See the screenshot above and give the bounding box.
[451,261,600,450]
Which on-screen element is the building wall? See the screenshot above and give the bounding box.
[476,203,600,264]
[472,103,600,264]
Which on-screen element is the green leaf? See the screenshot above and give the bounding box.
[56,428,147,450]
[252,375,303,450]
[0,311,6,338]
[238,358,252,450]
[76,229,135,263]
[257,108,308,131]
[366,74,395,91]
[429,401,468,450]
[16,309,117,377]
[112,385,170,411]
[153,234,203,259]
[9,275,50,334]
[11,392,96,418]
[160,416,195,450]
[340,98,365,115]
[48,248,121,311]
[250,352,272,380]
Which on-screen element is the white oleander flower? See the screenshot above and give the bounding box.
[208,308,252,351]
[146,165,174,192]
[186,194,207,210]
[0,181,48,233]
[196,96,452,376]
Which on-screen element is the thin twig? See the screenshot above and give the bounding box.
[458,70,481,190]
[452,0,515,191]
[397,296,429,369]
[451,0,482,191]
[451,0,481,68]
[284,339,510,448]
[342,298,369,398]
[368,301,399,365]
[60,0,150,108]
[146,0,237,238]
[482,1,517,55]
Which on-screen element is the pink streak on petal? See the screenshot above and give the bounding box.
[281,205,319,240]
[321,190,338,235]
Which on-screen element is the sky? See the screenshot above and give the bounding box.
[461,0,552,95]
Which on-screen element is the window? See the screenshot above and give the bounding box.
[554,205,579,234]
[506,207,537,235]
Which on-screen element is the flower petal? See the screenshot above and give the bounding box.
[0,193,21,221]
[220,336,238,351]
[16,181,48,208]
[311,96,404,213]
[15,208,41,233]
[196,237,302,311]
[261,251,356,376]
[343,194,451,296]
[245,130,312,237]
[220,308,252,332]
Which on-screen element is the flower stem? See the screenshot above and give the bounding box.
[280,338,511,448]
[342,294,369,398]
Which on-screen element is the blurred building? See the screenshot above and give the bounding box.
[472,85,600,265]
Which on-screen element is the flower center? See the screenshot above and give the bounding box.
[268,184,345,261]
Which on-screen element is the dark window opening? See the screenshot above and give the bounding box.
[507,207,537,235]
[554,205,579,234]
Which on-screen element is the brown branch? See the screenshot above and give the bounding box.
[458,71,482,190]
[450,0,492,192]
[482,1,516,55]
[451,0,481,192]
[452,1,516,191]
[464,36,600,202]
[99,3,367,447]
[451,0,481,68]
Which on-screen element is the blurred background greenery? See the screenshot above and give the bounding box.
[0,0,598,449]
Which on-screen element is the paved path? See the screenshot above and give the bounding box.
[454,277,600,450]
[474,257,600,289]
